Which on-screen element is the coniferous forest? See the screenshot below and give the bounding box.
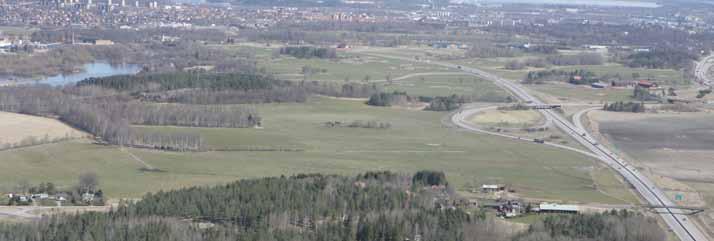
[0,171,664,241]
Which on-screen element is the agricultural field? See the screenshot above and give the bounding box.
[528,83,634,103]
[0,97,631,204]
[0,111,86,146]
[590,111,714,234]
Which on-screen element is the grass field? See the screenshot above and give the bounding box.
[469,109,543,128]
[217,45,450,82]
[0,97,633,204]
[528,83,634,103]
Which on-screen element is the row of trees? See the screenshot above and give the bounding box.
[505,53,604,70]
[366,91,414,106]
[368,91,511,110]
[279,46,337,59]
[523,69,598,85]
[80,72,380,104]
[94,101,260,128]
[603,102,646,113]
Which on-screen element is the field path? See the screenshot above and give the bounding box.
[120,147,155,170]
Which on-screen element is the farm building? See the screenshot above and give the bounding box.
[481,184,505,193]
[638,80,656,88]
[534,203,579,213]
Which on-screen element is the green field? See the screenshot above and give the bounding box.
[381,74,510,97]
[217,45,450,82]
[0,97,632,204]
[529,83,634,103]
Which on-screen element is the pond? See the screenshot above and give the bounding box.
[31,62,141,86]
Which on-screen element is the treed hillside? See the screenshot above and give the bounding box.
[0,171,665,241]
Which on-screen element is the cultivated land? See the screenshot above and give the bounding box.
[0,111,85,146]
[589,110,714,236]
[1,97,630,204]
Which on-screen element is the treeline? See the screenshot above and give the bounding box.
[0,86,258,151]
[78,72,280,93]
[603,102,646,113]
[505,53,603,70]
[546,53,604,66]
[624,49,697,69]
[368,92,510,110]
[466,44,519,58]
[80,72,380,104]
[94,101,260,128]
[523,69,598,85]
[366,91,414,106]
[279,46,337,59]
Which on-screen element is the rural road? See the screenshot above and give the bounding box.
[365,51,710,241]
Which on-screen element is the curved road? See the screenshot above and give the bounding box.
[366,52,709,241]
[695,55,714,87]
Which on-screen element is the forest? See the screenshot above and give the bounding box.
[79,72,380,104]
[0,171,665,241]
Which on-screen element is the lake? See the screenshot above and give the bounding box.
[32,62,141,86]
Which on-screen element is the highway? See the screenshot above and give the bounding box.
[365,52,710,241]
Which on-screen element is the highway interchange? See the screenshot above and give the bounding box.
[366,51,711,241]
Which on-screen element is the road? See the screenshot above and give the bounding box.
[365,52,710,241]
[695,55,714,87]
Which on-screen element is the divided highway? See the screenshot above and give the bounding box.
[366,52,710,241]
